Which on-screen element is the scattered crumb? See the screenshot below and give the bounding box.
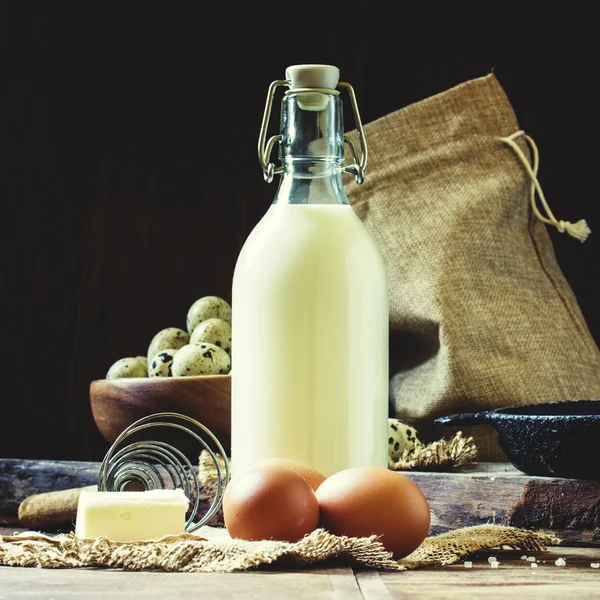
[521,555,528,560]
[555,558,566,567]
[464,561,473,569]
[526,556,536,562]
[531,563,538,568]
[491,562,499,569]
[490,477,496,481]
[591,563,600,569]
[488,556,497,564]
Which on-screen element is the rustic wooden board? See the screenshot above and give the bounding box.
[363,546,600,599]
[0,459,99,520]
[0,459,217,529]
[401,464,600,547]
[0,565,363,599]
[0,545,598,599]
[2,460,599,546]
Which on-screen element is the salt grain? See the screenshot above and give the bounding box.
[591,563,600,569]
[555,558,566,567]
[531,563,538,568]
[488,556,497,564]
[521,555,528,560]
[491,562,499,569]
[464,561,473,568]
[526,556,536,562]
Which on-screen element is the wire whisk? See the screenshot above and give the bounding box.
[97,412,229,533]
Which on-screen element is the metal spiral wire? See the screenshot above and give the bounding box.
[97,412,229,533]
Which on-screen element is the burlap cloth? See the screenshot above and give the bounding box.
[388,430,477,471]
[345,74,600,460]
[0,525,559,572]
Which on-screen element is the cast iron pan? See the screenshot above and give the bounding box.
[434,400,600,480]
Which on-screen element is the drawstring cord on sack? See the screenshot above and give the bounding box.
[499,131,591,242]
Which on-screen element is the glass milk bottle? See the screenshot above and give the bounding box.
[231,65,388,478]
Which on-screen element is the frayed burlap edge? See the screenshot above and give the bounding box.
[402,525,561,568]
[0,525,560,573]
[199,451,227,486]
[0,528,399,572]
[388,432,478,471]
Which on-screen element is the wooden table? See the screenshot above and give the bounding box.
[2,461,600,597]
[1,528,599,599]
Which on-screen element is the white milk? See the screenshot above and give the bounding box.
[231,202,388,478]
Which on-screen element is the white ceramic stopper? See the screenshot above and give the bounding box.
[285,64,340,111]
[285,64,340,91]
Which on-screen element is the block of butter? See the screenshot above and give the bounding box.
[75,489,189,541]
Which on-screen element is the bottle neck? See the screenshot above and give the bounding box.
[273,91,348,206]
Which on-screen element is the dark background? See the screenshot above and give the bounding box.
[2,2,598,461]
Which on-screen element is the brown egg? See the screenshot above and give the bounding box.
[251,458,326,491]
[315,467,431,559]
[223,464,320,543]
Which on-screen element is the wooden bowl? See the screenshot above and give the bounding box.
[90,375,231,455]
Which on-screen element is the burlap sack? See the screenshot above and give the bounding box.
[345,74,600,460]
[0,525,560,572]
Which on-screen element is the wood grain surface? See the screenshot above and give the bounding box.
[17,485,96,529]
[0,459,99,522]
[0,459,216,530]
[0,535,598,599]
[369,546,600,600]
[2,461,599,546]
[401,464,600,547]
[90,375,231,450]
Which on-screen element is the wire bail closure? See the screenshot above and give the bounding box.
[258,79,368,185]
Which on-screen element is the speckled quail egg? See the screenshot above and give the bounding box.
[106,356,148,379]
[147,327,189,363]
[148,349,178,377]
[136,356,148,369]
[171,343,231,376]
[388,418,421,460]
[190,318,232,355]
[186,296,232,333]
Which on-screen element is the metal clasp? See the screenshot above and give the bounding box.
[258,79,286,183]
[257,79,368,185]
[338,82,368,185]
